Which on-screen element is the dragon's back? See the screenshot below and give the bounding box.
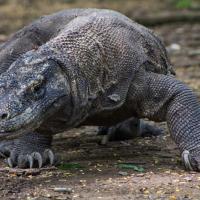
[0,9,173,75]
[33,9,173,116]
[0,8,173,118]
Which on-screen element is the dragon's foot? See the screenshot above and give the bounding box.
[182,150,200,171]
[139,121,164,137]
[98,118,164,144]
[1,132,57,168]
[8,148,56,168]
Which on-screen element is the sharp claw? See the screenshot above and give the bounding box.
[101,135,109,145]
[27,155,33,168]
[32,152,43,168]
[7,157,13,168]
[44,149,54,165]
[0,151,6,158]
[181,150,194,171]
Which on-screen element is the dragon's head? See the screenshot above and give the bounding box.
[0,52,70,138]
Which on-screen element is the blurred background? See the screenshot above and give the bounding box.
[0,1,200,199]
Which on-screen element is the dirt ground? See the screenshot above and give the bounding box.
[0,1,200,199]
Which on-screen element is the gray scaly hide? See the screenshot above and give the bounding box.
[0,9,199,171]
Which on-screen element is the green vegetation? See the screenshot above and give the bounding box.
[58,162,84,170]
[117,163,145,172]
[175,0,192,9]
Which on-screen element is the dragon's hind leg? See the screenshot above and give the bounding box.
[98,117,163,144]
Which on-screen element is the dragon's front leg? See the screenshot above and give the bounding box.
[129,70,200,171]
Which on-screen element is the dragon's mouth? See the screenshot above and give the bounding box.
[0,95,67,140]
[0,106,42,138]
[0,111,39,140]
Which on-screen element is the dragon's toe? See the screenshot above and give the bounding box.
[0,132,56,168]
[0,140,15,158]
[181,150,200,171]
[7,148,57,168]
[44,149,55,165]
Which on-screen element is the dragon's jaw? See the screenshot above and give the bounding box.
[0,93,68,139]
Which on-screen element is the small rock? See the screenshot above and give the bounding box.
[54,187,73,193]
[183,176,192,182]
[118,171,128,176]
[44,193,52,198]
[136,173,145,177]
[169,195,177,200]
[167,43,181,54]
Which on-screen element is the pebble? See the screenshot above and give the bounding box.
[54,187,73,193]
[167,43,181,53]
[118,171,128,176]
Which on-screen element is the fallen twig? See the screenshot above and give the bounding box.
[0,166,57,176]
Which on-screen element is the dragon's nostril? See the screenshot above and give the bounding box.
[1,113,8,120]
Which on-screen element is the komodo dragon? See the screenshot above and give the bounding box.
[0,9,198,171]
[0,8,163,166]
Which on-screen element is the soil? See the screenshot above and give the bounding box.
[0,1,200,199]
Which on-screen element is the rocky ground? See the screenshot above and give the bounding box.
[0,0,200,199]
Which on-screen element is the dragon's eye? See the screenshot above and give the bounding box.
[28,78,45,100]
[31,84,41,93]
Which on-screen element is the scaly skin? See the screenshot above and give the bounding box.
[98,118,163,144]
[0,9,198,170]
[0,9,164,168]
